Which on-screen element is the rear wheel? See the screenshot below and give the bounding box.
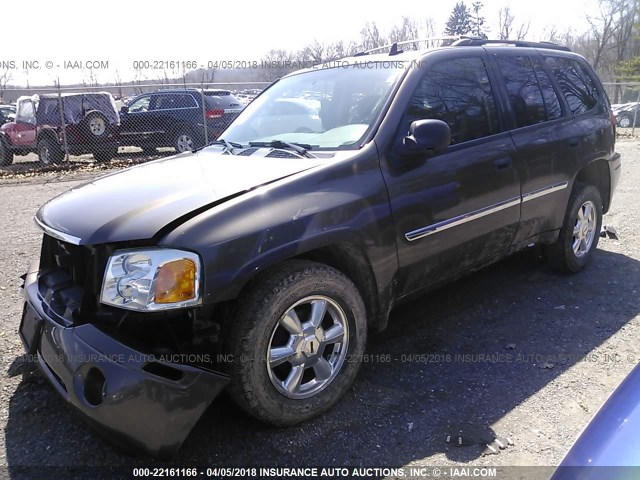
[173,128,194,153]
[545,184,602,273]
[38,137,64,165]
[0,139,13,166]
[226,260,367,426]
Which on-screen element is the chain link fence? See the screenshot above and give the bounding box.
[603,82,640,136]
[0,82,268,178]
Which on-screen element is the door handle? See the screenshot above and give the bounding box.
[494,158,512,170]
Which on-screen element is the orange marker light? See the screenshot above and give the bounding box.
[155,259,197,304]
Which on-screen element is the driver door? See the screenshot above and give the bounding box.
[11,98,37,147]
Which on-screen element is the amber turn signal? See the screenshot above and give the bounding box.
[155,259,197,304]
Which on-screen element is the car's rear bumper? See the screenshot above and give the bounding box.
[20,261,229,456]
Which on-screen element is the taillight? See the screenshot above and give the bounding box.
[205,109,224,119]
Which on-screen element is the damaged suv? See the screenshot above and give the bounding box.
[20,39,620,456]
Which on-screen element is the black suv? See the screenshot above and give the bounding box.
[0,92,119,165]
[118,89,243,153]
[20,39,620,455]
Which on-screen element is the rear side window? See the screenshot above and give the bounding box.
[531,57,562,120]
[495,55,563,127]
[406,57,500,144]
[496,56,547,128]
[545,57,599,115]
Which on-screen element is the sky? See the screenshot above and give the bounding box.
[1,0,599,87]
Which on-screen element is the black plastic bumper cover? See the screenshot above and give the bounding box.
[19,261,229,456]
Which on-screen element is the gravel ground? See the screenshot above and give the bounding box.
[0,140,638,478]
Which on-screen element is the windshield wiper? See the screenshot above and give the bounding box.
[248,140,316,158]
[193,139,245,154]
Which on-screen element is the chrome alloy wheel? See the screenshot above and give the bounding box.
[573,200,597,258]
[266,295,349,399]
[176,134,193,152]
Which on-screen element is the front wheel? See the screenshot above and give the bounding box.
[545,184,602,273]
[226,260,367,426]
[37,137,64,165]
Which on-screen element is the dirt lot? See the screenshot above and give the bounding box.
[0,140,638,478]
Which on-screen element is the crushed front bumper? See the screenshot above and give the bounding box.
[20,261,229,456]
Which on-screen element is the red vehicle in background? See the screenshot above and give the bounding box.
[0,92,120,166]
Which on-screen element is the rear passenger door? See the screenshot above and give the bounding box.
[489,52,583,244]
[381,54,521,297]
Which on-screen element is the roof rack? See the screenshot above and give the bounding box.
[451,38,570,52]
[354,36,470,57]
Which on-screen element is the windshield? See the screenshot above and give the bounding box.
[221,64,405,150]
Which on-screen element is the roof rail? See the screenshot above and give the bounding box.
[451,38,570,52]
[354,36,470,57]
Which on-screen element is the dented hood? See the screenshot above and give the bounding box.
[36,149,322,245]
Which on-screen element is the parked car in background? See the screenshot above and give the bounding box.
[20,39,619,456]
[0,92,119,166]
[118,89,243,153]
[552,363,640,479]
[612,101,640,127]
[0,105,15,125]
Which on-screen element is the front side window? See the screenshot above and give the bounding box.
[545,57,599,115]
[222,64,404,150]
[404,57,500,145]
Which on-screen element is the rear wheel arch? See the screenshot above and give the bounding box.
[574,159,611,213]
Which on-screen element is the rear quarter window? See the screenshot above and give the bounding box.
[545,56,600,115]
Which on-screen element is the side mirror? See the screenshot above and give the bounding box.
[120,105,129,114]
[400,119,451,156]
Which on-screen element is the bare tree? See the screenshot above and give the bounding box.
[498,7,529,40]
[388,16,421,48]
[360,22,385,50]
[261,49,294,82]
[0,67,12,102]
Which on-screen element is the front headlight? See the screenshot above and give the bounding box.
[100,248,201,311]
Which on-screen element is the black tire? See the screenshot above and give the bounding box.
[173,128,195,153]
[0,139,13,166]
[81,111,110,139]
[37,137,64,165]
[544,184,602,273]
[93,147,118,163]
[226,260,367,426]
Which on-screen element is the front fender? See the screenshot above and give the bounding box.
[160,147,398,313]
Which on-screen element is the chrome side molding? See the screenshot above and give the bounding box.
[405,181,569,242]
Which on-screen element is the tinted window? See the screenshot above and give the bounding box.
[531,57,562,120]
[545,57,599,114]
[154,93,197,110]
[496,56,547,128]
[406,57,500,144]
